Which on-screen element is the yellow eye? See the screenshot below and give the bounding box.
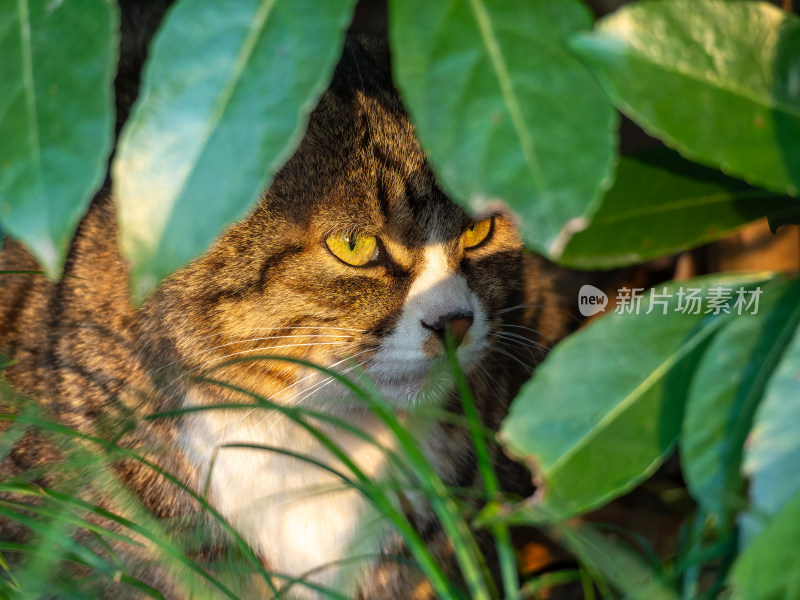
[462,218,493,249]
[325,232,378,266]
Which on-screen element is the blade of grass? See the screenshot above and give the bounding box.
[190,373,461,600]
[219,443,356,487]
[0,548,21,589]
[211,354,496,599]
[280,553,419,598]
[0,417,32,464]
[579,567,598,600]
[0,503,131,593]
[0,497,144,548]
[446,337,520,600]
[520,569,581,599]
[554,521,678,600]
[200,354,495,599]
[0,411,274,599]
[4,352,492,599]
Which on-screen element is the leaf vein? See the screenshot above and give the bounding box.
[547,314,726,478]
[466,0,546,195]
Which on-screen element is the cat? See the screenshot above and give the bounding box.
[0,36,570,599]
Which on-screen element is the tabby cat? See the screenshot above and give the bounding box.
[0,36,569,598]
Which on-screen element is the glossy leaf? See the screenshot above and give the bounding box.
[681,278,800,529]
[0,0,117,276]
[388,0,617,257]
[499,274,769,519]
[741,318,800,542]
[571,0,800,196]
[113,0,357,302]
[559,150,793,269]
[730,490,800,599]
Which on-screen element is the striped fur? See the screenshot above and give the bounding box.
[0,37,569,598]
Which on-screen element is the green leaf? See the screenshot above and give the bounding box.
[741,314,800,543]
[730,489,800,599]
[680,278,800,529]
[388,0,617,257]
[0,0,117,276]
[499,274,769,520]
[571,0,800,196]
[559,149,793,269]
[112,0,357,302]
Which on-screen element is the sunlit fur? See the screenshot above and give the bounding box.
[0,37,568,599]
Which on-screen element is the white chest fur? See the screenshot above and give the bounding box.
[180,396,398,598]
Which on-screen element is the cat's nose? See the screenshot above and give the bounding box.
[421,312,474,347]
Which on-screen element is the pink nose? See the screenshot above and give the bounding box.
[448,317,473,344]
[421,312,474,347]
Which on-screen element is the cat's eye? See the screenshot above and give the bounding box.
[326,232,379,266]
[462,218,493,249]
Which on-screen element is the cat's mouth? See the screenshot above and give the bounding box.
[364,357,459,406]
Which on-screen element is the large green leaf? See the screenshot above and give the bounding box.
[388,0,617,257]
[571,0,800,196]
[499,274,769,519]
[0,0,117,276]
[730,489,800,599]
[112,0,356,302]
[680,278,800,529]
[741,316,800,543]
[559,149,793,269]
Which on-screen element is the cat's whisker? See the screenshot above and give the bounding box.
[163,342,349,390]
[149,334,355,376]
[495,303,581,324]
[492,332,550,362]
[140,328,359,368]
[498,322,558,348]
[470,365,500,406]
[494,303,557,316]
[208,347,377,450]
[475,364,503,404]
[490,344,536,372]
[491,333,540,358]
[494,330,551,354]
[255,350,375,421]
[255,360,370,435]
[179,350,373,501]
[289,349,374,403]
[189,326,367,343]
[292,354,375,408]
[495,332,541,357]
[485,352,516,386]
[260,347,377,410]
[492,337,543,371]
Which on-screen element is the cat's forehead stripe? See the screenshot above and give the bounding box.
[409,246,446,298]
[407,245,458,302]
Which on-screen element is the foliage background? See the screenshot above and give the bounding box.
[1,0,800,597]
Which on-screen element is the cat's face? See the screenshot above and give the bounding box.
[149,40,526,411]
